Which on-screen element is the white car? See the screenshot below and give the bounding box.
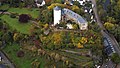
[0,56,2,61]
[92,4,95,8]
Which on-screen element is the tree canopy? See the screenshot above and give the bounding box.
[19,14,30,23]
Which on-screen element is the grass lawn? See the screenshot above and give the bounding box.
[8,8,40,19]
[0,4,9,10]
[0,15,32,34]
[3,43,45,68]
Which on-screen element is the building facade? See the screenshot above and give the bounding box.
[54,6,62,25]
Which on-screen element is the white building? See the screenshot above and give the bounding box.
[67,24,73,29]
[53,6,88,30]
[35,0,45,7]
[54,6,62,25]
[63,8,88,30]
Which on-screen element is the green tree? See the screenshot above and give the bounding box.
[0,41,2,47]
[9,0,21,7]
[72,24,79,29]
[73,1,80,7]
[113,0,120,22]
[107,17,116,24]
[111,53,120,64]
[24,0,34,7]
[2,32,12,43]
[40,9,53,24]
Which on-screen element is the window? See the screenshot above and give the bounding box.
[74,14,75,16]
[82,27,85,29]
[82,24,85,26]
[64,10,66,11]
[77,16,78,18]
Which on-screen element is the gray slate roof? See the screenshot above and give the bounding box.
[54,6,61,10]
[63,8,87,24]
[35,0,44,4]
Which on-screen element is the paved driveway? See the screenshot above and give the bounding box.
[0,51,15,68]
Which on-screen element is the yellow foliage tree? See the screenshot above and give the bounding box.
[77,43,84,48]
[44,23,49,29]
[80,37,88,44]
[48,3,66,10]
[71,5,80,11]
[13,33,20,41]
[65,60,69,65]
[52,32,62,45]
[72,24,79,29]
[104,22,115,30]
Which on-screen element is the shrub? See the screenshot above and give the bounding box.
[10,14,16,18]
[34,40,41,49]
[0,41,2,47]
[0,19,3,29]
[17,50,25,57]
[19,14,30,23]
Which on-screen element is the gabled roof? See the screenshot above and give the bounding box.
[63,8,87,24]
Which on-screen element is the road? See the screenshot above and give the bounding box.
[0,51,15,68]
[90,0,120,67]
[90,0,120,56]
[101,59,115,68]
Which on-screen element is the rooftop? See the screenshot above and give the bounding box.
[54,6,61,10]
[63,8,87,24]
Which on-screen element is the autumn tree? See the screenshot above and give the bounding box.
[47,3,67,10]
[13,33,24,42]
[71,5,79,12]
[104,22,115,31]
[72,24,79,29]
[52,32,62,45]
[31,59,40,68]
[77,43,83,49]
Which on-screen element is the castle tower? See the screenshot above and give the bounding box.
[54,6,61,25]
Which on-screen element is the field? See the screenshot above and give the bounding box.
[8,8,40,19]
[0,15,32,34]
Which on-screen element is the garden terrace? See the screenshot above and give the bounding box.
[50,50,93,67]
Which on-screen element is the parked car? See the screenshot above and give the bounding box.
[0,56,2,62]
